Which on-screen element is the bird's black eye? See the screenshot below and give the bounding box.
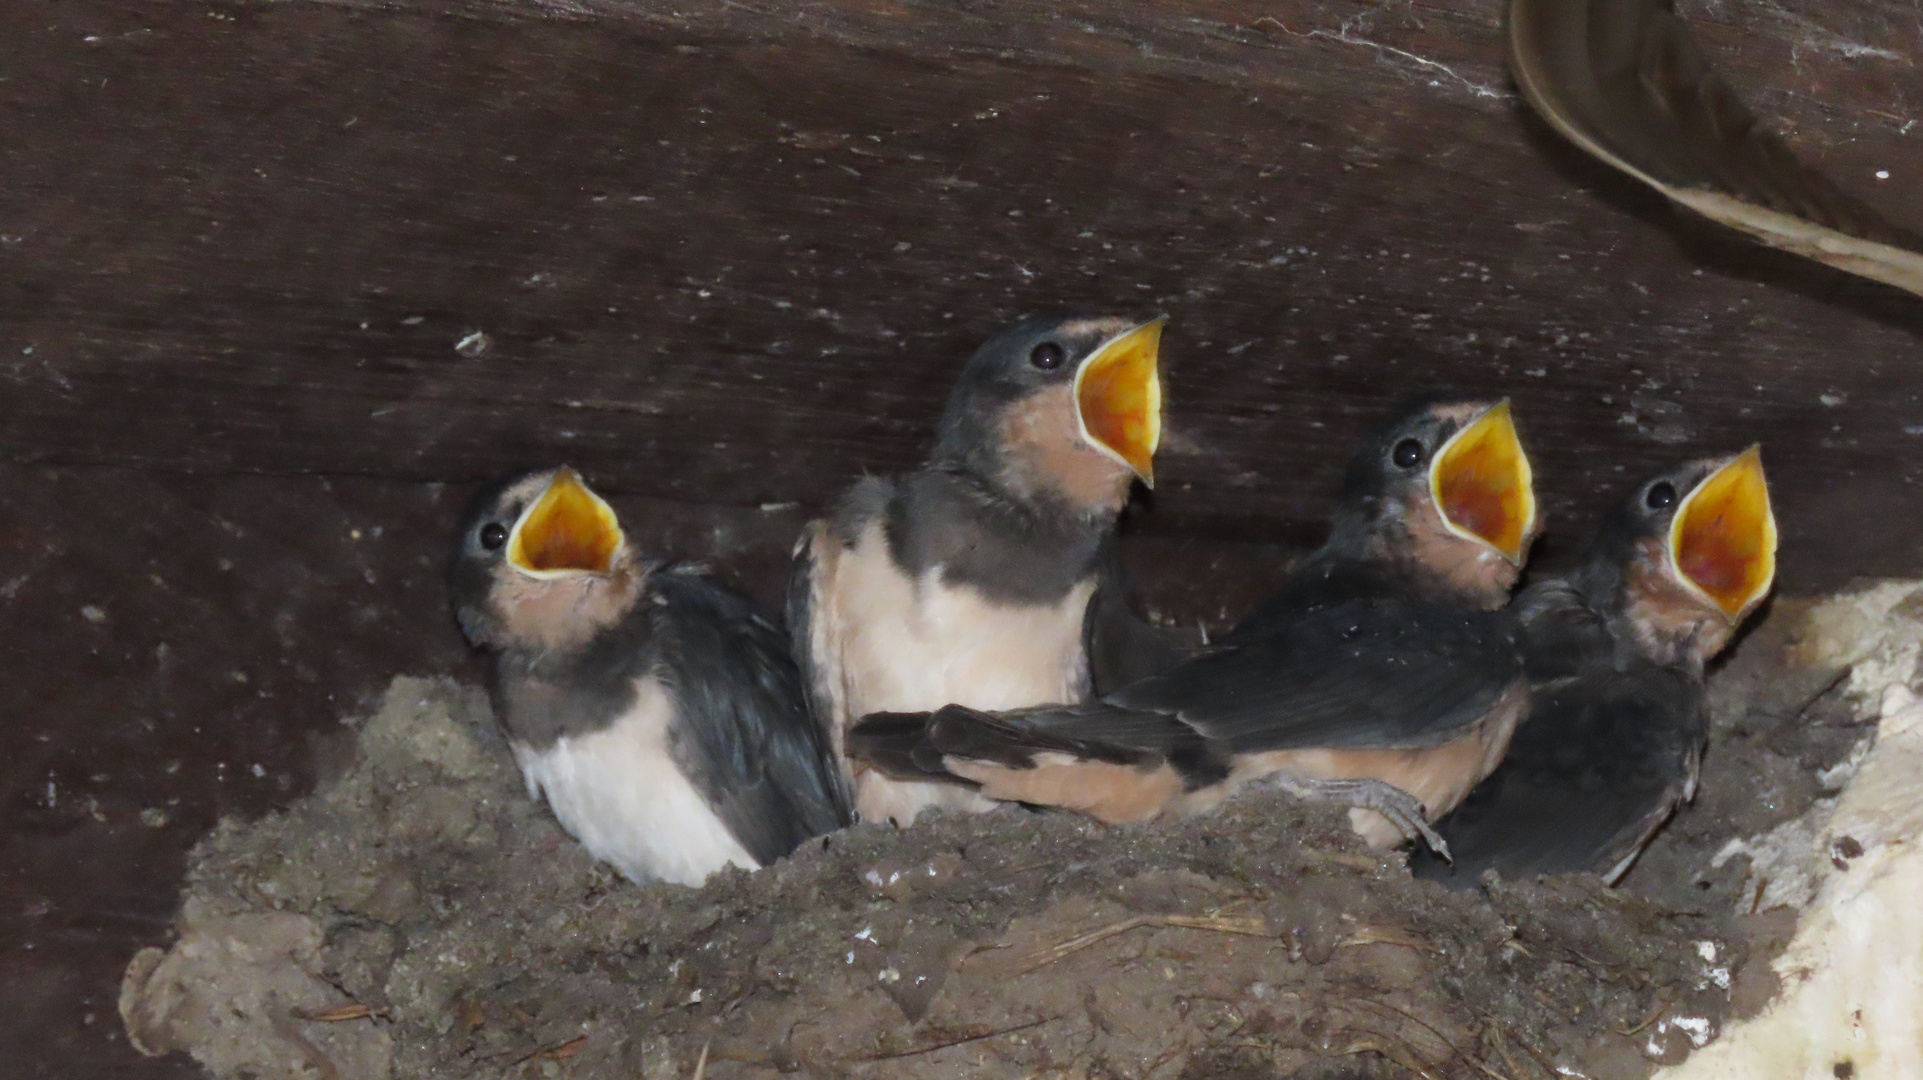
[1645,481,1677,510]
[1392,438,1424,469]
[1029,341,1066,370]
[479,522,509,550]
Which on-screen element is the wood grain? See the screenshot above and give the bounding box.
[2,0,1920,588]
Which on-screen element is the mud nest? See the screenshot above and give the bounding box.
[120,591,1881,1080]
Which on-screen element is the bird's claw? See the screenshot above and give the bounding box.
[1405,812,1452,864]
[1271,776,1452,863]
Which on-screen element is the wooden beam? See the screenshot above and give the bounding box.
[2,0,1920,588]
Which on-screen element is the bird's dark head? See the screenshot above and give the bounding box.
[931,313,1165,517]
[446,466,643,652]
[1326,394,1539,608]
[1581,447,1776,665]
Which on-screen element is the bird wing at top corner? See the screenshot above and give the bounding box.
[1509,0,1923,296]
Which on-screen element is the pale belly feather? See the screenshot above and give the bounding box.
[817,521,1094,825]
[514,678,757,886]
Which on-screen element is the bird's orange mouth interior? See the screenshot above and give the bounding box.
[1671,446,1776,620]
[1430,400,1537,565]
[1074,318,1165,487]
[507,468,625,576]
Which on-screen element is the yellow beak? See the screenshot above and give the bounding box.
[1430,400,1538,565]
[1670,446,1777,621]
[507,468,626,577]
[1073,318,1165,487]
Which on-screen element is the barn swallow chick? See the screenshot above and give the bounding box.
[791,314,1178,826]
[850,395,1540,851]
[449,467,850,886]
[1415,448,1777,885]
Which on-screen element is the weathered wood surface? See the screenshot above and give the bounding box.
[2,0,1920,585]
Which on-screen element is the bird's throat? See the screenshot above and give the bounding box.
[996,384,1136,516]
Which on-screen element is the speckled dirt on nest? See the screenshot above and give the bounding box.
[118,669,1789,1080]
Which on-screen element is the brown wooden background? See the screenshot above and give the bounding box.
[3,0,1920,1074]
[5,0,1922,584]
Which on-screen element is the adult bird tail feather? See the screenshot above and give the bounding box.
[1509,0,1923,296]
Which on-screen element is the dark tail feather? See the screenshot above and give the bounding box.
[850,703,1162,794]
[846,710,979,788]
[926,704,1156,769]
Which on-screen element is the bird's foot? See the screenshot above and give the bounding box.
[1268,776,1451,862]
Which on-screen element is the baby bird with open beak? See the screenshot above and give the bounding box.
[449,467,850,886]
[1417,448,1777,885]
[790,314,1177,827]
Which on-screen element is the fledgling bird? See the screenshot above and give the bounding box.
[448,466,850,886]
[1414,447,1777,886]
[790,313,1177,826]
[850,395,1542,850]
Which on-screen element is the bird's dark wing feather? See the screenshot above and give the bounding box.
[850,701,1181,768]
[847,701,1233,798]
[1513,579,1614,682]
[847,591,1518,787]
[656,570,851,867]
[1509,0,1923,295]
[1413,663,1705,884]
[1107,597,1522,752]
[1082,541,1187,697]
[942,700,1208,757]
[925,704,1175,769]
[846,711,981,787]
[786,522,838,744]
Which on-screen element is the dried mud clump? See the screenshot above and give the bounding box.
[123,676,1760,1080]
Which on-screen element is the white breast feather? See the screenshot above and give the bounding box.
[818,520,1094,824]
[513,677,757,886]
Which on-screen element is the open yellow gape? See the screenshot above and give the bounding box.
[508,468,626,577]
[1431,400,1537,565]
[1073,318,1166,487]
[1671,446,1777,620]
